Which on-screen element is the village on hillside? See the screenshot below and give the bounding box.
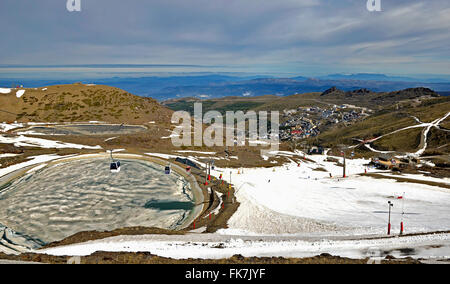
[280,105,370,141]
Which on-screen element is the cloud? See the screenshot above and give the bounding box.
[0,0,449,76]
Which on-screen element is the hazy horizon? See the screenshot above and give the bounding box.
[1,65,450,82]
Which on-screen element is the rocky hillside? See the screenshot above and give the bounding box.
[0,84,173,124]
[164,87,443,114]
[319,87,440,108]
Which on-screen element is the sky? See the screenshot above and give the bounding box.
[0,0,449,77]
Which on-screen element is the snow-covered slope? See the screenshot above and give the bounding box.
[212,152,450,236]
[10,151,450,260]
[39,231,450,260]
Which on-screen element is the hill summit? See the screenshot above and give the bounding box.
[0,83,172,124]
[319,86,440,107]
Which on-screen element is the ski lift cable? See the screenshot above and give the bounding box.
[0,109,18,116]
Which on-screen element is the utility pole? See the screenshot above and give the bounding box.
[207,159,213,183]
[338,144,349,178]
[388,201,393,235]
[343,151,346,178]
[204,162,207,185]
[204,160,209,185]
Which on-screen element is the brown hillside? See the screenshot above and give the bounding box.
[0,83,173,124]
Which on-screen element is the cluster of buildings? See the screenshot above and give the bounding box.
[279,116,319,140]
[279,105,368,141]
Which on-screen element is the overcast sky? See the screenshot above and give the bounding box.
[0,0,449,76]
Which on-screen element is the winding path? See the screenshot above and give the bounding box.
[360,111,450,156]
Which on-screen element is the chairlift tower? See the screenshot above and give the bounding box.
[338,144,349,178]
[343,151,346,178]
[387,201,394,235]
[400,192,405,235]
[204,160,209,185]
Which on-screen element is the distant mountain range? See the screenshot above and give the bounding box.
[1,73,450,100]
[316,73,450,83]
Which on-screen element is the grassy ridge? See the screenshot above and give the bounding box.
[0,84,173,124]
[315,98,450,152]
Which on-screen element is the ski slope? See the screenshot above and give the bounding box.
[34,151,450,260]
[212,153,450,236]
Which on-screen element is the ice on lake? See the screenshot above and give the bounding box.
[0,158,194,244]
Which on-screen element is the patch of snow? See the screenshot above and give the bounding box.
[104,137,118,142]
[0,88,11,94]
[175,150,216,155]
[26,163,47,174]
[16,130,65,136]
[26,122,58,126]
[145,153,180,160]
[422,160,436,167]
[0,123,24,132]
[364,144,394,154]
[16,90,25,98]
[211,196,223,216]
[189,227,207,233]
[0,135,102,150]
[109,149,126,153]
[0,153,21,158]
[0,155,62,178]
[249,140,269,146]
[414,111,450,157]
[161,133,180,139]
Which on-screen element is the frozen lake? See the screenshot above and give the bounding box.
[0,158,194,244]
